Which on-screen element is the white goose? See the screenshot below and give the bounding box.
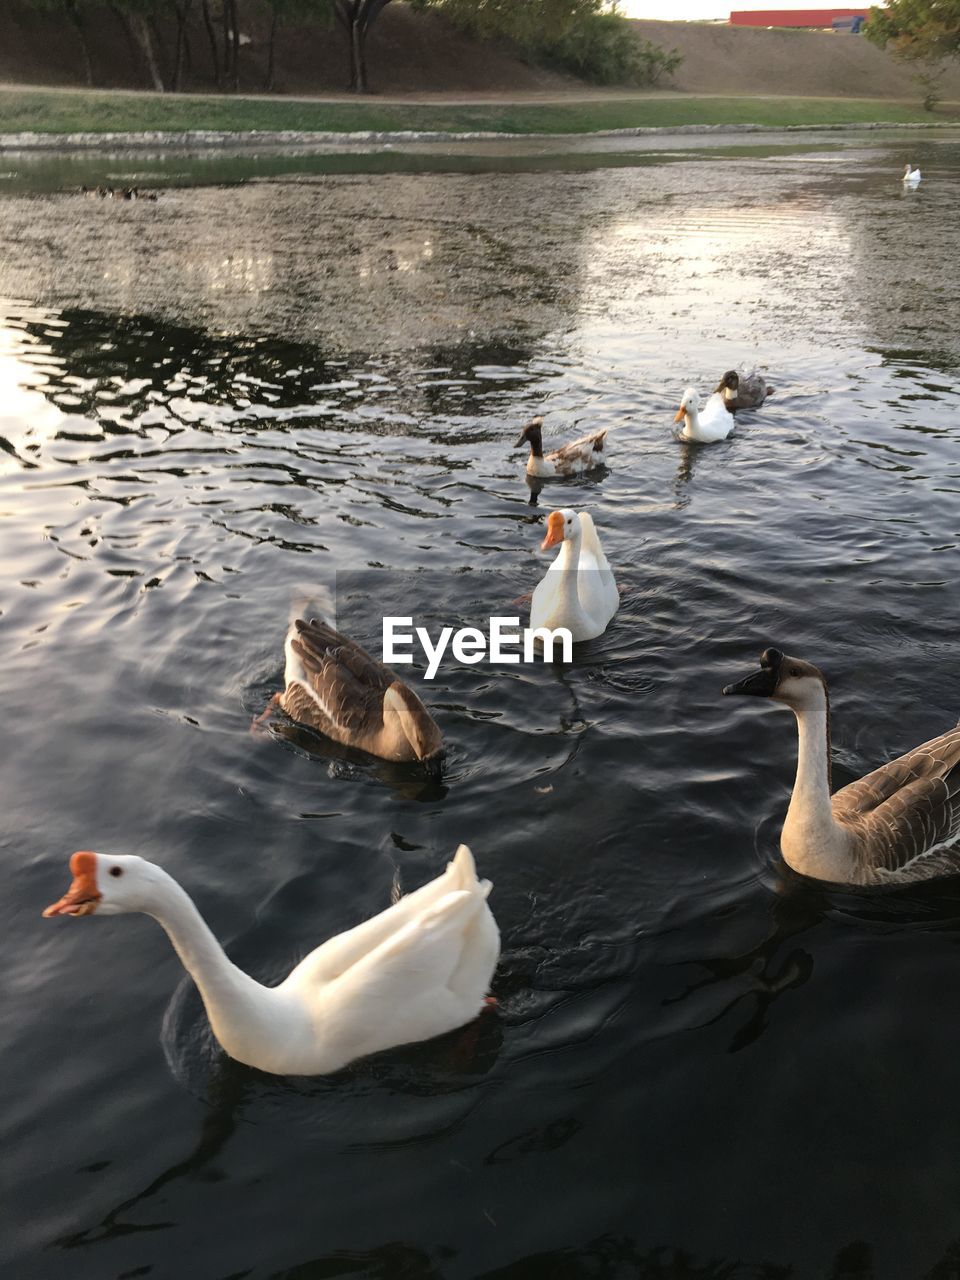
[903,163,922,185]
[673,388,735,444]
[44,846,499,1076]
[530,508,618,643]
[724,648,960,885]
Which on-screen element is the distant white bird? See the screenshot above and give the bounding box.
[903,164,922,185]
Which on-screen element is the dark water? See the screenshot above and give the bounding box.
[0,126,877,193]
[2,134,960,1279]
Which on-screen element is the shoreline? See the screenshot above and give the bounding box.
[2,118,956,152]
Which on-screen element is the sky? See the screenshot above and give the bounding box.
[619,0,856,18]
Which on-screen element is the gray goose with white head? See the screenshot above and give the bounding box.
[724,648,960,885]
[259,618,443,776]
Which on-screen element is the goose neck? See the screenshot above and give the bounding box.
[551,530,586,620]
[781,686,852,879]
[145,874,288,1065]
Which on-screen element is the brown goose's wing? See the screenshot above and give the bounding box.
[736,374,773,408]
[286,618,391,735]
[546,429,607,463]
[833,727,960,877]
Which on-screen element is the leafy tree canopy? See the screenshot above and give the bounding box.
[867,0,960,62]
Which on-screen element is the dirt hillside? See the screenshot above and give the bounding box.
[633,18,960,100]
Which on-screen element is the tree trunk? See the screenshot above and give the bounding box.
[149,14,170,85]
[230,0,240,91]
[200,0,221,88]
[172,0,193,91]
[350,19,367,93]
[65,0,95,87]
[221,0,231,75]
[221,0,239,90]
[133,11,166,91]
[264,6,279,92]
[111,2,143,79]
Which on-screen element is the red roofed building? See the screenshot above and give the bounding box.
[730,9,871,26]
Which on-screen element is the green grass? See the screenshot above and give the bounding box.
[0,87,954,136]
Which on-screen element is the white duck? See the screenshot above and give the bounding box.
[44,846,499,1076]
[903,164,922,185]
[673,387,735,444]
[530,508,618,643]
[515,416,608,478]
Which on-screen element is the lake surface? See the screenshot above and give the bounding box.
[2,130,960,1279]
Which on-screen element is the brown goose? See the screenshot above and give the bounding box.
[724,648,960,885]
[259,618,443,775]
[515,416,608,479]
[714,370,775,411]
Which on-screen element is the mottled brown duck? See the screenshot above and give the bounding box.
[515,416,608,478]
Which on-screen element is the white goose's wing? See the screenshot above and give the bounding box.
[696,393,736,441]
[291,887,497,1064]
[573,516,617,632]
[286,846,479,988]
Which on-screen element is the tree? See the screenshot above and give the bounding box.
[333,0,394,92]
[261,0,331,92]
[866,0,960,63]
[199,0,222,88]
[33,0,96,86]
[414,0,682,87]
[170,0,194,91]
[110,0,167,90]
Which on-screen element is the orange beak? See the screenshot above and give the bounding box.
[43,851,101,918]
[541,510,566,550]
[673,405,686,424]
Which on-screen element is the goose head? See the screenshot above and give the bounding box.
[722,647,827,710]
[540,508,579,550]
[43,851,164,919]
[514,416,544,449]
[673,389,700,423]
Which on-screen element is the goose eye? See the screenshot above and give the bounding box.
[109,866,123,878]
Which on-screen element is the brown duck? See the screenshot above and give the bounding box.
[714,370,775,411]
[515,416,608,478]
[260,618,443,775]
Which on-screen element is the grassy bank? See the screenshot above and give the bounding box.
[0,87,955,136]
